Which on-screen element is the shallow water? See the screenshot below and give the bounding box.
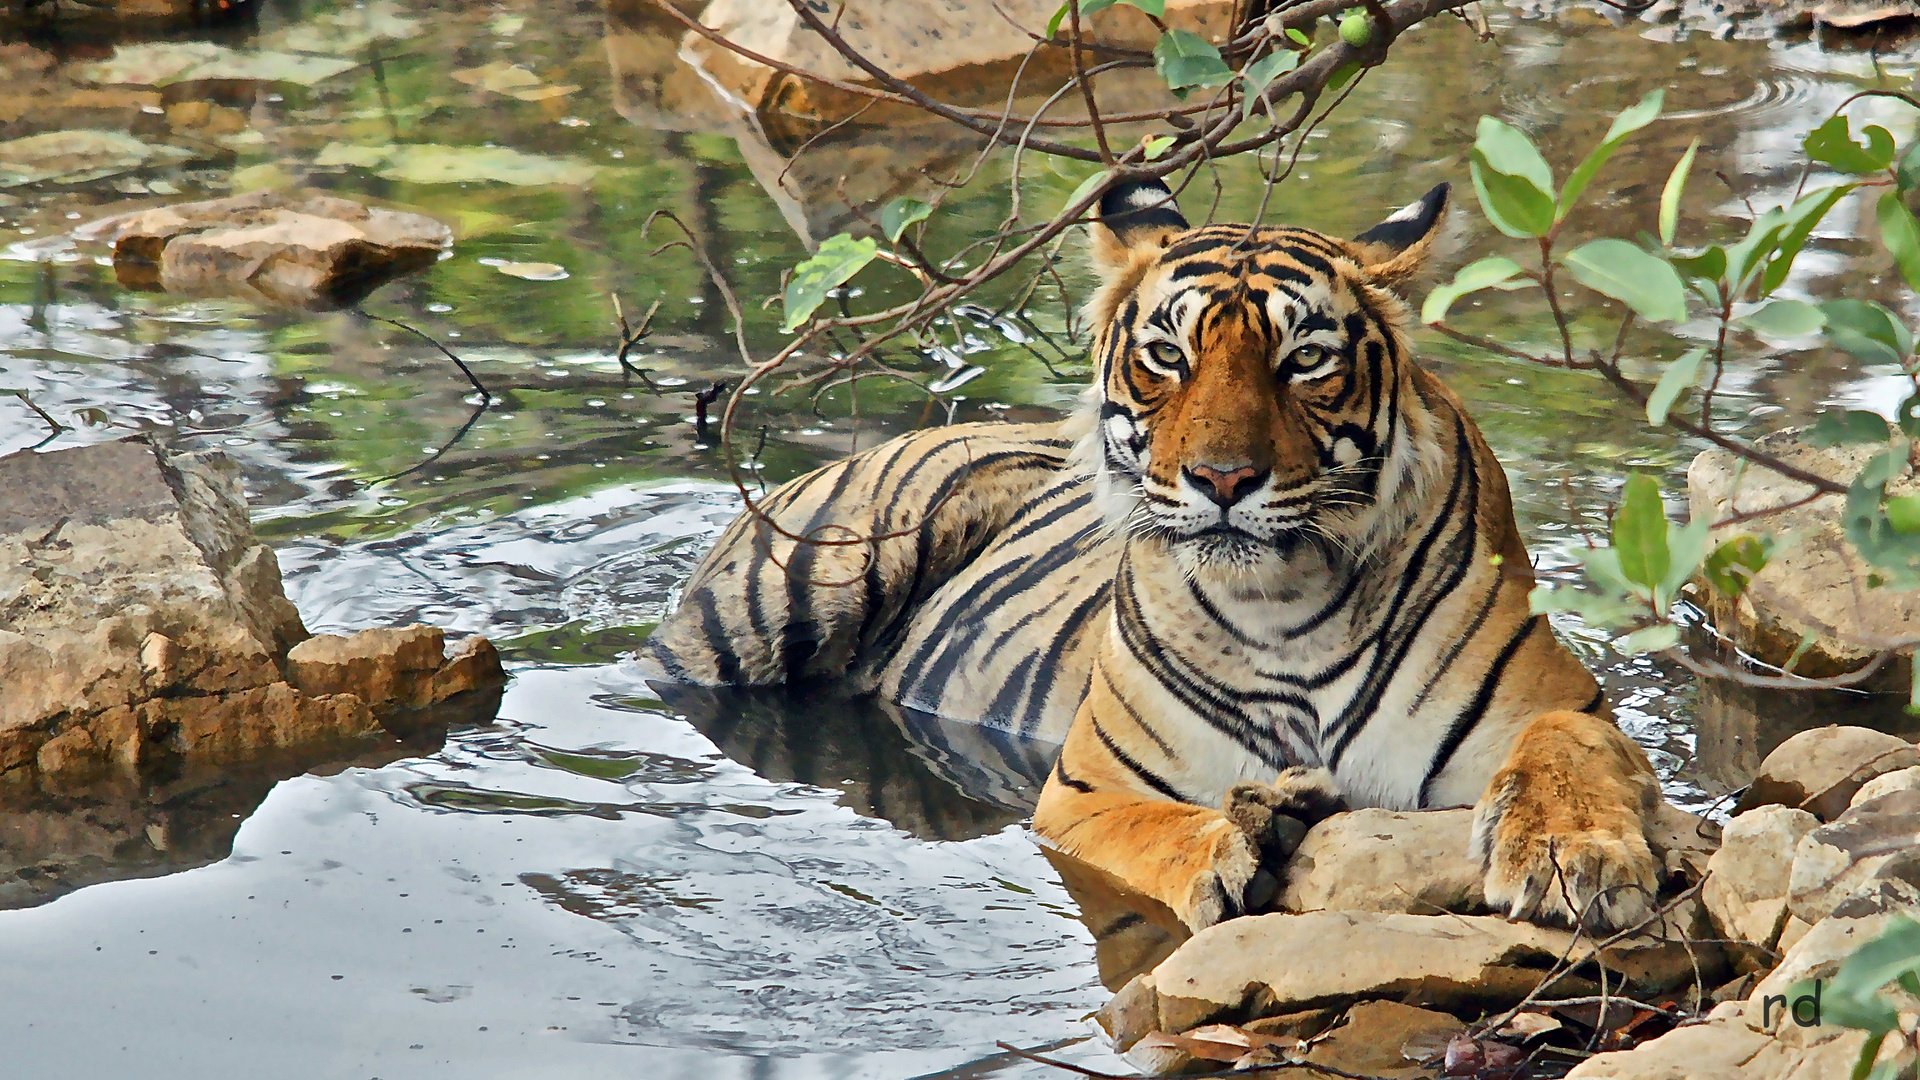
[3,1,1919,1075]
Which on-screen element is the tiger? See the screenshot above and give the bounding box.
[640,178,1662,936]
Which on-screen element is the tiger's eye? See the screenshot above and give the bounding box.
[1146,341,1185,371]
[1291,344,1327,367]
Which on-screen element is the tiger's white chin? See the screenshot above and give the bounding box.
[1169,528,1289,582]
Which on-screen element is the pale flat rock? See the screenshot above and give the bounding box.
[81,190,450,310]
[1097,911,1715,1047]
[1733,726,1920,821]
[1705,805,1819,950]
[1753,908,1907,1003]
[1281,808,1485,915]
[1852,765,1920,808]
[1567,998,1866,1079]
[1786,788,1920,925]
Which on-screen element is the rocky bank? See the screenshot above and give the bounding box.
[0,435,505,790]
[1086,726,1920,1078]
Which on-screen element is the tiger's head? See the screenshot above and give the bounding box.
[1076,178,1453,583]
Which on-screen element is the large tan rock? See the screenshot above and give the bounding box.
[1687,431,1920,688]
[1095,911,1717,1049]
[1733,726,1920,821]
[0,438,504,784]
[1704,805,1819,951]
[79,190,450,310]
[0,438,305,773]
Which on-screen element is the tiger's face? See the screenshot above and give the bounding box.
[1079,180,1451,583]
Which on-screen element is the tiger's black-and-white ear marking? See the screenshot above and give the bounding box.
[1352,182,1450,288]
[1091,178,1189,280]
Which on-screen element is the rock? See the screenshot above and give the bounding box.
[1567,998,1867,1079]
[1786,788,1920,925]
[1687,430,1920,691]
[0,128,194,189]
[1753,908,1907,1003]
[1279,803,1716,918]
[1703,804,1819,951]
[78,190,450,310]
[287,626,502,710]
[1853,765,1920,808]
[1732,726,1920,821]
[1094,911,1716,1048]
[0,437,503,783]
[1302,1001,1465,1080]
[1281,808,1484,915]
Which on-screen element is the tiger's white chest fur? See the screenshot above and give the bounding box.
[1106,521,1521,814]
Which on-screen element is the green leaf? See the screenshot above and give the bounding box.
[1805,115,1897,175]
[1558,89,1663,222]
[1659,138,1699,247]
[1060,167,1113,216]
[1154,29,1234,96]
[1420,255,1533,324]
[1878,189,1920,293]
[781,233,878,332]
[1142,135,1175,160]
[1671,245,1726,286]
[1326,60,1361,92]
[1702,535,1773,597]
[1613,473,1670,589]
[1240,48,1299,119]
[1760,185,1854,294]
[1046,0,1160,38]
[1723,207,1790,294]
[1473,116,1555,195]
[1899,141,1920,193]
[1738,298,1826,337]
[1470,150,1556,239]
[1897,392,1920,440]
[1616,623,1679,653]
[1822,299,1914,367]
[1808,409,1892,446]
[1286,27,1312,45]
[880,197,931,243]
[1887,494,1920,534]
[1561,239,1689,323]
[1646,347,1705,426]
[1657,516,1713,610]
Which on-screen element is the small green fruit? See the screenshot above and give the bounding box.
[1339,12,1372,46]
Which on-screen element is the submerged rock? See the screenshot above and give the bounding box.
[78,190,450,310]
[0,437,503,785]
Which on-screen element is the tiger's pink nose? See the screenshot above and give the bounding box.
[1184,464,1267,508]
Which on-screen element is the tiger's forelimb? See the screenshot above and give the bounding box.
[1470,709,1661,934]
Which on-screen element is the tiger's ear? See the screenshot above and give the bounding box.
[1352,182,1450,287]
[1090,178,1188,282]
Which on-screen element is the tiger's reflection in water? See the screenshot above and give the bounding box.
[656,681,1183,985]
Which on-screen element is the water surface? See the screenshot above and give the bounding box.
[3,2,1917,1076]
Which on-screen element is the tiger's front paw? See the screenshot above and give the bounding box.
[1471,713,1660,935]
[1223,767,1347,864]
[1170,819,1263,932]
